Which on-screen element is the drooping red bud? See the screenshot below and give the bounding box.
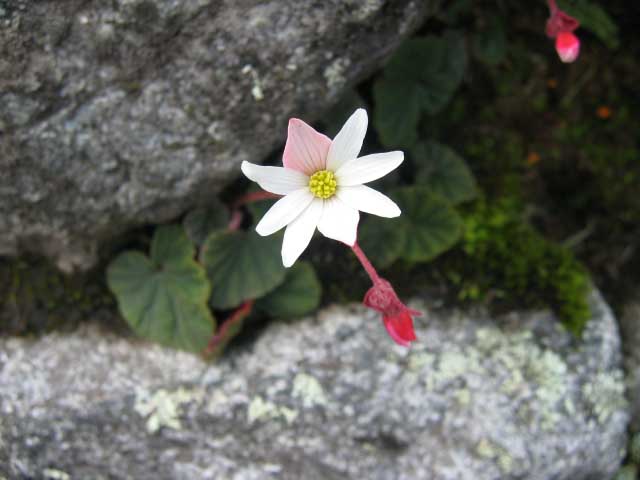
[545,0,581,63]
[363,278,420,347]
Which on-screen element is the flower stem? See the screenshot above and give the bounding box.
[233,190,281,208]
[351,242,381,285]
[204,300,254,357]
[548,0,558,13]
[227,209,243,231]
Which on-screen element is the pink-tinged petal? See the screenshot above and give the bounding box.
[555,32,580,63]
[336,185,400,218]
[281,198,323,267]
[283,118,332,175]
[241,161,308,195]
[316,197,359,246]
[335,151,403,187]
[255,188,314,236]
[326,108,368,172]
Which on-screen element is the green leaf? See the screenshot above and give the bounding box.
[393,187,463,262]
[202,230,286,309]
[373,31,468,147]
[183,200,229,246]
[358,216,407,269]
[373,78,421,148]
[107,225,214,352]
[437,0,473,25]
[473,17,507,65]
[257,262,322,319]
[413,141,477,205]
[559,0,619,49]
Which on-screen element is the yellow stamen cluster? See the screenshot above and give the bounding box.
[308,170,337,199]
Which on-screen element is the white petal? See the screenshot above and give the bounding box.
[317,197,359,246]
[241,161,308,195]
[281,198,323,267]
[326,108,368,172]
[255,188,314,236]
[336,185,401,218]
[335,151,403,187]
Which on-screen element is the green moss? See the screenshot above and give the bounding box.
[0,256,117,336]
[441,198,591,335]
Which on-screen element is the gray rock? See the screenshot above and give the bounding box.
[0,0,428,271]
[0,291,629,479]
[619,291,640,432]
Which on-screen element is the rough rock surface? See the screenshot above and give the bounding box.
[620,290,640,432]
[0,0,428,271]
[0,291,628,479]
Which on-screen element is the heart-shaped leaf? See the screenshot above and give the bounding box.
[257,262,322,319]
[372,78,422,148]
[473,16,507,65]
[373,31,467,147]
[358,216,407,269]
[393,186,463,262]
[202,230,286,309]
[107,225,214,352]
[413,141,477,205]
[183,200,229,246]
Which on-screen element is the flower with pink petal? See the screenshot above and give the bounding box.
[241,109,403,267]
[546,0,581,63]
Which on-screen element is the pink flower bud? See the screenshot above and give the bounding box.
[545,0,581,63]
[363,278,421,347]
[555,32,580,63]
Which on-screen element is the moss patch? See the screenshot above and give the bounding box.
[0,256,118,336]
[440,198,591,335]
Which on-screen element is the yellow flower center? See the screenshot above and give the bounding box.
[308,170,337,199]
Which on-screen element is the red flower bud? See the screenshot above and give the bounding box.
[545,0,581,63]
[555,32,580,63]
[363,278,420,347]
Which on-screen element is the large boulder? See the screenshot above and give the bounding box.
[619,290,640,432]
[0,0,428,271]
[0,291,628,479]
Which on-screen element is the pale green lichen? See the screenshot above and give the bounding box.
[241,64,264,101]
[475,325,572,430]
[42,469,70,480]
[475,439,515,474]
[247,396,298,425]
[582,371,627,424]
[292,373,328,408]
[351,0,384,21]
[424,348,482,391]
[134,387,203,434]
[408,351,435,372]
[324,58,351,90]
[454,388,471,406]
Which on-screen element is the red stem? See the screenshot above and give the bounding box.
[233,190,281,208]
[351,242,381,285]
[204,300,254,356]
[547,0,558,13]
[227,210,243,231]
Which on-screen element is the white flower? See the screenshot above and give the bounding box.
[241,109,403,267]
